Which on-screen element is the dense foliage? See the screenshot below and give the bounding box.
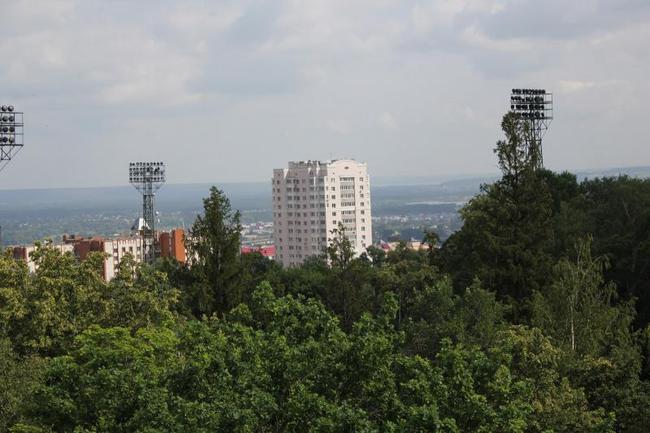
[2,113,650,431]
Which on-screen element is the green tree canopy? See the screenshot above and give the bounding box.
[185,186,243,316]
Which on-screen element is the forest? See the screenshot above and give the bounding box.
[2,113,650,432]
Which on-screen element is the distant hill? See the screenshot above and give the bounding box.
[574,166,650,180]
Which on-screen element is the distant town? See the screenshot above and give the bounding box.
[4,157,470,279]
[4,157,650,282]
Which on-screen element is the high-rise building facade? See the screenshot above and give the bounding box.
[272,159,372,267]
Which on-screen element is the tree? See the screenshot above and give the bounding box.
[5,242,107,356]
[0,251,29,345]
[326,222,354,269]
[530,238,650,432]
[571,176,650,327]
[365,245,386,268]
[440,113,554,317]
[322,224,379,328]
[1,243,179,358]
[185,186,243,316]
[104,253,180,330]
[496,326,615,433]
[531,237,633,356]
[422,229,440,267]
[404,277,508,358]
[0,338,42,432]
[26,326,180,432]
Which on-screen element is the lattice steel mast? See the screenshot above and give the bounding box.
[0,105,24,173]
[129,162,166,263]
[0,104,24,251]
[509,88,553,168]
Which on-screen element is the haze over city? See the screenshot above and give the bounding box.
[4,1,650,432]
[1,0,649,189]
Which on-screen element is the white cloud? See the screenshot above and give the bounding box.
[557,80,597,94]
[379,112,399,131]
[326,119,352,135]
[460,26,530,51]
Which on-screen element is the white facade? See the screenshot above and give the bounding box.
[11,236,143,281]
[272,159,372,267]
[102,237,144,281]
[12,243,74,274]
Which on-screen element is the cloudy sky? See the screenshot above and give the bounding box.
[1,0,648,189]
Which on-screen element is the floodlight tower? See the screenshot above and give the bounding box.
[509,88,553,167]
[0,105,24,252]
[0,105,24,173]
[129,162,166,263]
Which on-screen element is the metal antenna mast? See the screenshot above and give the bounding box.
[129,162,166,263]
[509,88,553,167]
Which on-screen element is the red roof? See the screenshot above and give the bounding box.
[241,245,276,258]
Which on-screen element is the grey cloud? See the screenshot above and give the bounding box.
[189,49,303,95]
[225,1,284,45]
[476,0,650,40]
[0,0,648,189]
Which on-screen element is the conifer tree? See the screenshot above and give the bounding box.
[185,186,243,316]
[441,113,554,314]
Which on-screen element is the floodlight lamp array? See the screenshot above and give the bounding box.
[511,89,546,95]
[129,161,166,184]
[510,88,552,120]
[0,104,23,162]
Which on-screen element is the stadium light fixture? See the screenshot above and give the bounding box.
[129,161,166,263]
[0,104,24,172]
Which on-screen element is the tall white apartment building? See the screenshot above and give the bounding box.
[272,159,372,267]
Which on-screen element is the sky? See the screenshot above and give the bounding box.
[0,0,649,189]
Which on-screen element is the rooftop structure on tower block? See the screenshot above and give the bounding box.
[272,159,372,267]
